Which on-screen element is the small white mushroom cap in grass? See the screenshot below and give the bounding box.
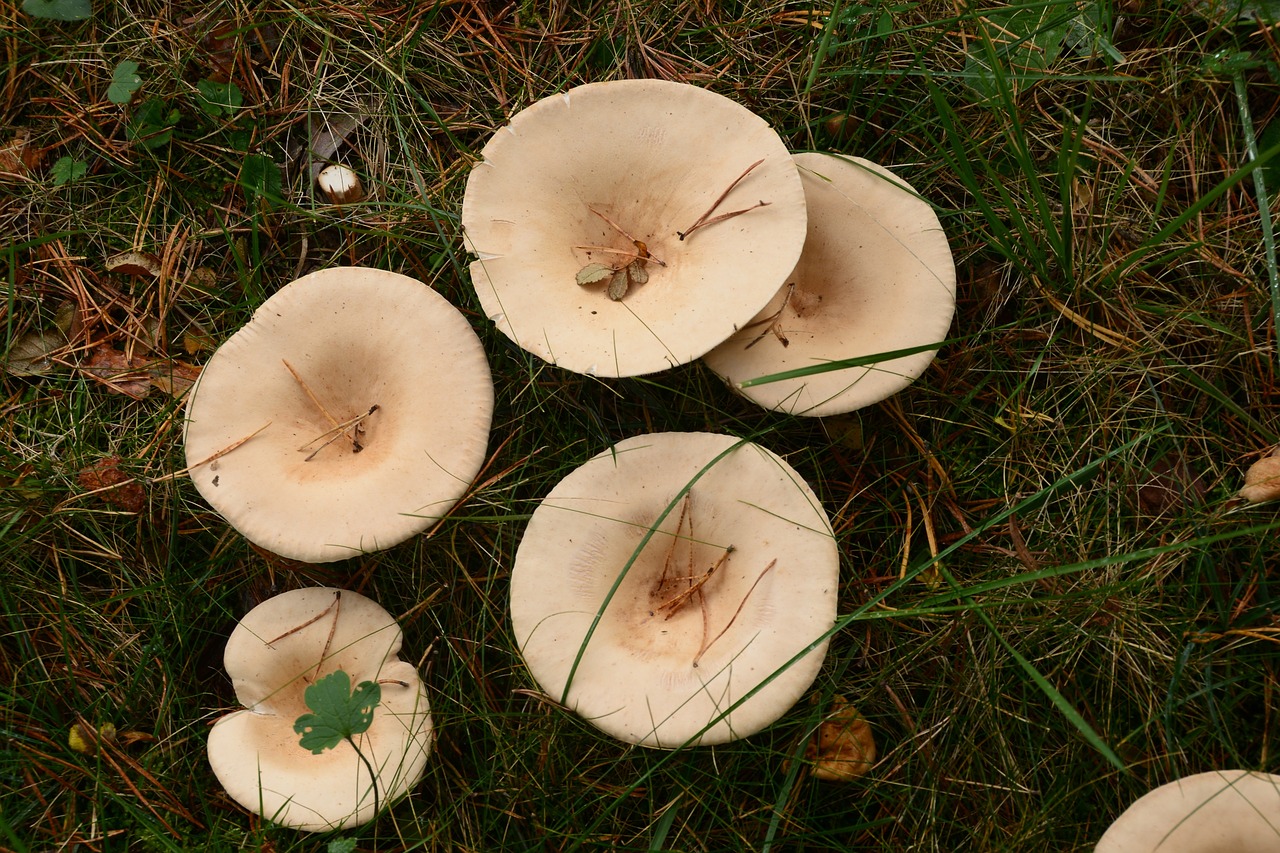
[461,79,808,377]
[317,163,365,205]
[510,432,838,748]
[703,153,956,416]
[207,587,433,832]
[1239,452,1280,503]
[183,266,494,562]
[1095,770,1280,852]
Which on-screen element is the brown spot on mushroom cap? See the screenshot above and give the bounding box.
[1095,770,1280,852]
[703,153,957,416]
[183,266,493,562]
[207,587,433,832]
[461,79,808,378]
[510,432,838,748]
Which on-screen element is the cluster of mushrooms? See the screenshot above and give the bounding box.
[181,80,1279,846]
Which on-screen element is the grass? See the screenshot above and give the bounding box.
[2,0,1279,849]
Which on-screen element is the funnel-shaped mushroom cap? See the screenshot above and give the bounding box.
[511,432,838,747]
[183,267,494,562]
[1095,770,1280,852]
[461,79,808,377]
[207,587,433,832]
[703,153,956,416]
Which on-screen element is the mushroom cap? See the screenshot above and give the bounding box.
[703,153,956,416]
[183,266,494,562]
[1239,455,1280,503]
[510,432,838,747]
[1095,770,1280,852]
[207,587,433,832]
[461,79,808,377]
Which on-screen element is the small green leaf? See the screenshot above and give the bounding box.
[240,153,283,207]
[127,99,178,149]
[606,269,630,301]
[195,78,243,117]
[628,261,649,286]
[107,60,142,105]
[293,670,381,755]
[575,262,615,286]
[327,839,358,853]
[50,156,88,186]
[22,0,91,20]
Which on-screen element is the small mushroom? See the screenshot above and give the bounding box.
[183,266,494,562]
[510,432,838,747]
[317,163,365,205]
[1095,770,1280,852]
[805,696,876,781]
[461,79,808,377]
[703,153,956,416]
[207,587,433,832]
[1239,452,1280,503]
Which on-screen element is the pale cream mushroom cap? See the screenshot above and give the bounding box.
[183,267,494,562]
[703,153,956,416]
[1239,454,1280,503]
[1095,770,1280,852]
[510,432,838,747]
[207,587,433,832]
[461,79,808,377]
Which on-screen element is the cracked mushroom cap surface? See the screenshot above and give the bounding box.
[183,266,494,562]
[1095,770,1280,852]
[510,432,838,747]
[461,79,808,377]
[207,587,433,832]
[703,153,956,416]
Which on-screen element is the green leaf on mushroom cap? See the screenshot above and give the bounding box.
[293,670,381,754]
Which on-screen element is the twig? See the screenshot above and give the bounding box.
[586,207,667,266]
[153,421,272,482]
[266,590,340,646]
[299,405,380,461]
[694,558,778,666]
[282,359,358,449]
[678,158,767,240]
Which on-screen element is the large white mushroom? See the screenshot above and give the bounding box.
[1096,770,1280,852]
[510,432,838,748]
[183,266,494,562]
[207,587,433,832]
[703,153,956,416]
[461,79,808,378]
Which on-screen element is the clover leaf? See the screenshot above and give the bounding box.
[293,670,381,755]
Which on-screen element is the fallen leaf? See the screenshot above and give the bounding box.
[76,456,145,513]
[149,360,202,398]
[183,332,216,354]
[0,129,43,176]
[805,696,876,781]
[606,269,630,301]
[4,329,68,376]
[82,345,151,398]
[576,262,615,286]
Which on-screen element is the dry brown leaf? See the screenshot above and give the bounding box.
[4,329,68,376]
[77,456,145,513]
[0,130,42,176]
[82,345,151,399]
[805,696,876,781]
[149,360,202,398]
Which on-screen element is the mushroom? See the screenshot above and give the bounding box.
[510,431,838,747]
[317,163,365,205]
[183,266,494,563]
[703,153,956,416]
[1239,451,1280,503]
[207,587,433,832]
[1095,770,1280,851]
[461,79,808,377]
